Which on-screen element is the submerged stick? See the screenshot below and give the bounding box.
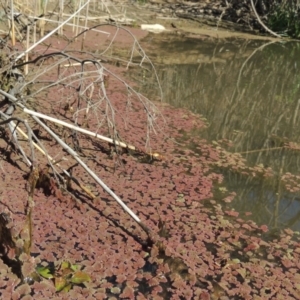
[237,147,284,155]
[24,167,39,255]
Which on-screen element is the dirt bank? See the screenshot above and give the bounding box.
[133,0,270,36]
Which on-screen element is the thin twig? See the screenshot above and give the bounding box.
[250,0,282,38]
[14,0,91,62]
[237,147,284,155]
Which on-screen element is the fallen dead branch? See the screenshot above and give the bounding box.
[250,0,282,38]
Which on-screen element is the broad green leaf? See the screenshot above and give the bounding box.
[55,277,68,292]
[70,271,91,284]
[36,266,54,279]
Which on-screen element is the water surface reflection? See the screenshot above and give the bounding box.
[137,34,300,232]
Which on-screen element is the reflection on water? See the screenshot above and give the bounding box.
[135,34,300,232]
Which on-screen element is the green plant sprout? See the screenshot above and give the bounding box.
[37,261,91,292]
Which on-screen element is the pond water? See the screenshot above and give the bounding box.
[134,33,300,232]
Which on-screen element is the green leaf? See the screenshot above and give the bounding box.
[61,261,71,270]
[55,276,68,292]
[70,271,91,284]
[36,266,54,279]
[70,264,78,272]
[62,283,72,292]
[60,261,78,272]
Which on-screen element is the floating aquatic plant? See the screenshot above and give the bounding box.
[37,261,91,292]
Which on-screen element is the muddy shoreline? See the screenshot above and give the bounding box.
[126,0,279,41]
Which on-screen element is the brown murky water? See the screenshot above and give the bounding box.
[133,33,300,233]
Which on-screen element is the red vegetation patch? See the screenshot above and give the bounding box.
[225,210,239,217]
